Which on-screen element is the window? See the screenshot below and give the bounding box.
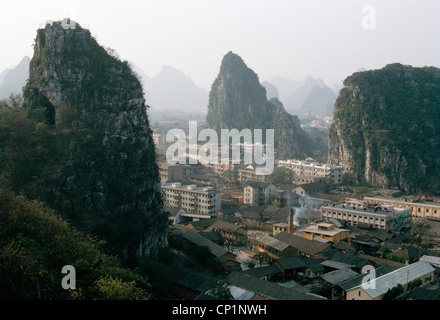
[358,291,361,297]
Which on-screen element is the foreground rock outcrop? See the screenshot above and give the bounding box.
[23,21,168,262]
[329,63,440,194]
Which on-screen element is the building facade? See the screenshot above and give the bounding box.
[364,196,440,221]
[243,181,276,206]
[278,159,343,184]
[321,202,412,231]
[161,182,221,215]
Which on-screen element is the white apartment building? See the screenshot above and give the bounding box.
[321,201,412,231]
[278,159,343,184]
[161,182,221,215]
[363,196,440,221]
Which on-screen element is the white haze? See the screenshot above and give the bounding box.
[0,0,439,91]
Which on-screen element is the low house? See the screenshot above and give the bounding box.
[345,261,436,300]
[319,268,360,299]
[240,265,282,281]
[210,220,247,246]
[272,256,307,281]
[215,255,242,274]
[293,182,325,196]
[298,223,350,243]
[271,190,300,208]
[274,232,332,258]
[252,234,297,261]
[185,218,219,231]
[336,265,398,300]
[303,258,326,279]
[170,267,214,300]
[420,255,440,268]
[323,251,373,273]
[225,273,327,300]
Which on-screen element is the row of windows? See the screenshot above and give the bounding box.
[323,211,385,223]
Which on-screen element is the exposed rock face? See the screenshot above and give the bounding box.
[206,52,314,158]
[329,63,440,194]
[23,21,168,262]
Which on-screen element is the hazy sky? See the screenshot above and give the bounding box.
[0,0,439,89]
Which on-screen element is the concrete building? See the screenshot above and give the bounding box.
[295,175,325,185]
[243,181,276,206]
[364,196,440,221]
[238,165,266,183]
[298,223,350,242]
[278,159,343,184]
[158,162,195,182]
[321,201,412,231]
[161,182,221,215]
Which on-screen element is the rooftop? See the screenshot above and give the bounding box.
[161,181,218,193]
[255,234,290,252]
[322,203,411,216]
[351,261,435,299]
[274,232,331,256]
[226,273,326,300]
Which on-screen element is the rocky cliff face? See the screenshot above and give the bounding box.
[329,63,440,194]
[206,52,314,158]
[23,21,168,262]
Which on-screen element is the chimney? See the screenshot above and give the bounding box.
[288,208,294,234]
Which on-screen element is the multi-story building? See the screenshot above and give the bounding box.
[320,201,412,230]
[204,161,239,176]
[363,196,440,221]
[158,162,196,182]
[238,165,266,183]
[243,181,276,206]
[278,159,343,184]
[161,182,221,215]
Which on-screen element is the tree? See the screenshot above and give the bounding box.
[268,167,294,186]
[0,188,153,300]
[382,284,404,300]
[252,251,270,267]
[207,277,233,300]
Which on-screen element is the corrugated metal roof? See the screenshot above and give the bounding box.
[353,261,435,298]
[256,234,290,251]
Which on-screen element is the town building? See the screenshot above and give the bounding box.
[161,182,221,215]
[238,165,267,183]
[345,261,435,300]
[363,196,440,221]
[293,182,326,196]
[320,201,412,231]
[251,234,297,260]
[243,181,276,206]
[277,159,343,184]
[158,162,196,182]
[210,220,247,246]
[298,223,350,242]
[295,175,325,185]
[274,232,332,258]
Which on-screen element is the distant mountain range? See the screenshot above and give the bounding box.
[131,63,209,113]
[0,56,30,99]
[264,76,337,116]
